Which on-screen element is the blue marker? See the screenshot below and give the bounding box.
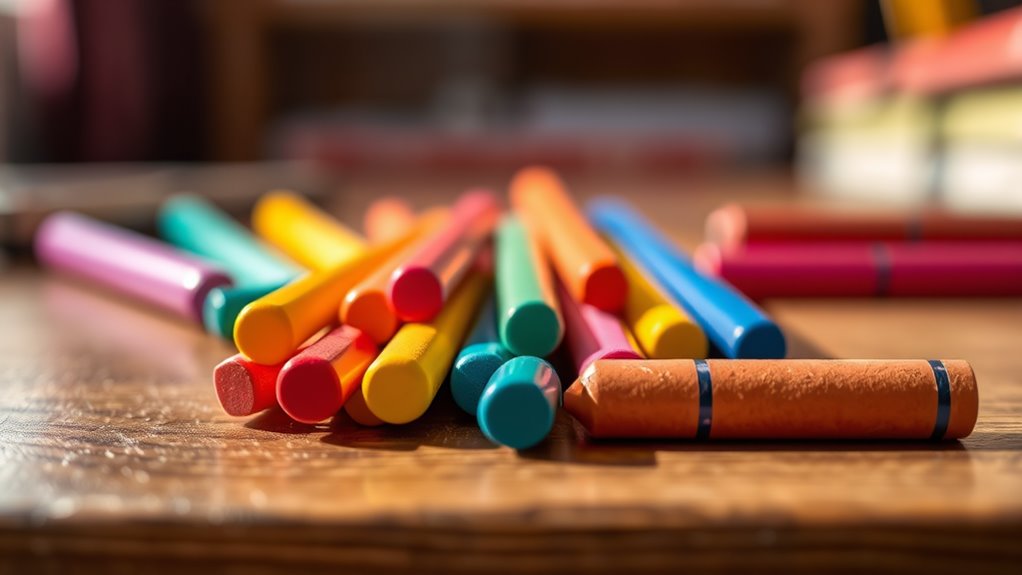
[158,194,300,287]
[451,296,515,415]
[587,198,785,359]
[477,356,561,450]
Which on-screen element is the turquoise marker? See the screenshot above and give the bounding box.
[477,356,561,450]
[451,295,515,415]
[202,283,287,340]
[157,194,300,287]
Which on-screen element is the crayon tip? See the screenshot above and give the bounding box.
[277,357,343,424]
[213,361,258,417]
[478,379,556,450]
[343,384,385,426]
[234,303,294,365]
[344,289,399,344]
[582,264,628,312]
[363,359,432,424]
[391,265,443,321]
[734,322,787,359]
[451,342,515,414]
[562,374,597,436]
[502,301,562,357]
[641,305,709,359]
[203,287,232,339]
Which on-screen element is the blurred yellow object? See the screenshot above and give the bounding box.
[881,0,975,38]
[252,190,366,270]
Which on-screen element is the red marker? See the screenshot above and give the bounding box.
[389,189,500,322]
[213,354,284,417]
[276,325,377,424]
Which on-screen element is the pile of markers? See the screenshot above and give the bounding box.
[35,167,981,448]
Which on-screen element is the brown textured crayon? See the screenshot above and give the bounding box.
[564,359,978,440]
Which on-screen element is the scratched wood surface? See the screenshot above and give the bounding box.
[0,171,1020,574]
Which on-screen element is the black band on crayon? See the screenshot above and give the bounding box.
[694,359,713,439]
[872,243,892,297]
[928,360,952,440]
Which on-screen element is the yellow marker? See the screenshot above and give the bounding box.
[234,233,416,365]
[610,242,708,359]
[252,190,366,270]
[362,269,489,424]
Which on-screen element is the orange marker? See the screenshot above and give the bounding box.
[365,197,416,243]
[341,210,449,344]
[234,232,417,365]
[276,325,377,424]
[389,189,500,322]
[510,166,627,312]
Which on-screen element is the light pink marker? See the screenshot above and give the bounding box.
[389,189,500,322]
[556,281,641,376]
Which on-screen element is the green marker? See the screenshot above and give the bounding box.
[495,217,563,357]
[158,194,300,287]
[478,356,561,450]
[451,296,515,415]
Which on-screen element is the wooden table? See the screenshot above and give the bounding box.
[1,171,1020,573]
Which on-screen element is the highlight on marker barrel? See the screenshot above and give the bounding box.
[588,197,786,359]
[252,190,366,270]
[158,194,300,287]
[564,359,978,440]
[510,166,627,312]
[694,241,1022,299]
[451,295,515,415]
[389,189,500,322]
[35,211,233,325]
[364,197,416,243]
[363,270,490,425]
[276,325,377,424]
[477,356,561,450]
[495,216,563,357]
[214,353,285,417]
[610,243,708,359]
[341,210,449,344]
[556,280,641,375]
[234,232,418,365]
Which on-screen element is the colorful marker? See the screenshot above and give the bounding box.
[363,270,490,424]
[34,212,232,325]
[694,241,1022,298]
[234,234,415,365]
[157,194,300,287]
[610,243,708,359]
[588,198,786,359]
[389,189,499,322]
[202,283,288,340]
[556,280,641,375]
[214,353,284,417]
[477,356,561,449]
[341,211,449,344]
[252,190,366,270]
[495,216,563,357]
[364,197,416,243]
[510,166,627,312]
[276,325,377,424]
[564,359,978,440]
[451,296,515,415]
[342,384,385,426]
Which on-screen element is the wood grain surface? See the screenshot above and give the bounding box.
[0,171,1020,574]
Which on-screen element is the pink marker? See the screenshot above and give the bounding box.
[214,354,283,417]
[276,325,377,424]
[35,212,232,324]
[389,189,500,322]
[557,281,641,375]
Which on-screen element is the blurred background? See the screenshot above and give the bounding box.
[1,0,1021,244]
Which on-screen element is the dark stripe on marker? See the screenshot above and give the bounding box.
[928,359,952,440]
[694,359,713,439]
[872,243,892,297]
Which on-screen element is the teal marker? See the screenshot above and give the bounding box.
[202,282,287,340]
[451,296,515,415]
[157,194,300,287]
[495,217,563,357]
[478,356,561,449]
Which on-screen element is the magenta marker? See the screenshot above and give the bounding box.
[556,280,641,376]
[34,212,233,324]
